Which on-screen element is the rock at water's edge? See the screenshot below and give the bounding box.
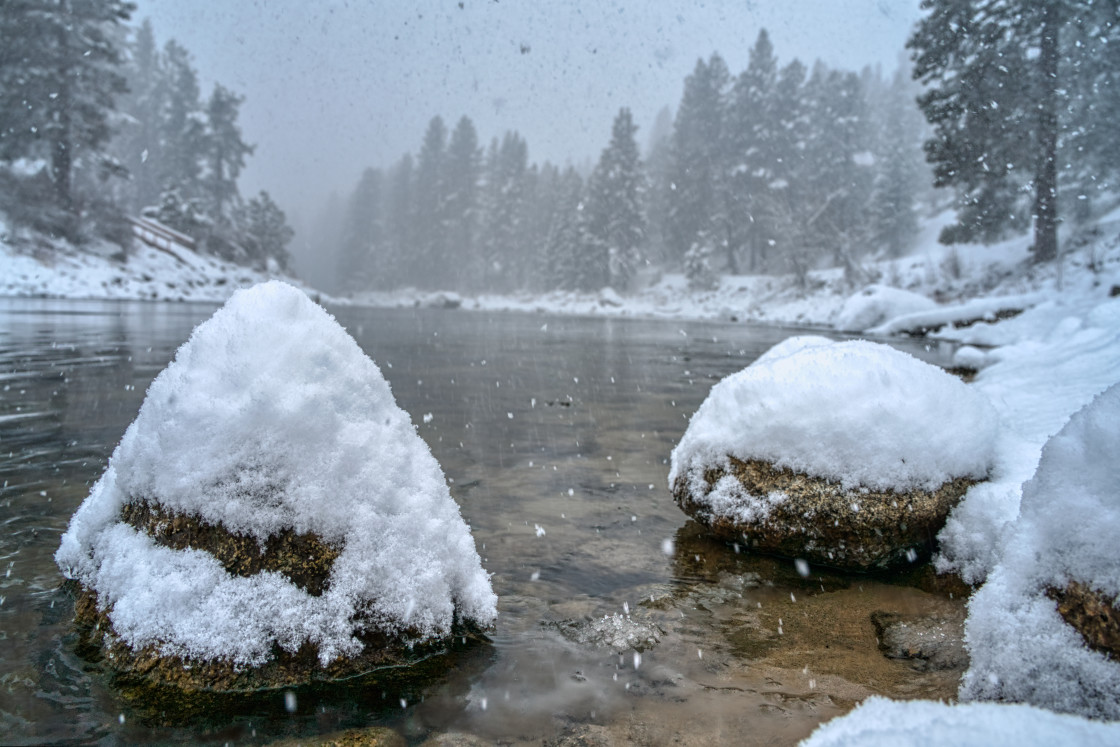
[673,457,977,571]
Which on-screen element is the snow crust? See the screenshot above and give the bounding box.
[669,338,999,496]
[55,281,496,666]
[960,383,1120,718]
[800,696,1120,746]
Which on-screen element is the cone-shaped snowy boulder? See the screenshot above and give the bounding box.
[56,281,496,693]
[669,338,998,571]
[961,383,1120,719]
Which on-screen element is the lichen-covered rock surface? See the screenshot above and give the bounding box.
[55,281,496,694]
[669,338,997,571]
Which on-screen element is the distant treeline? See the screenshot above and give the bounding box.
[334,0,1120,296]
[333,31,936,295]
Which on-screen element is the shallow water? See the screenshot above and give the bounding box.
[0,298,966,745]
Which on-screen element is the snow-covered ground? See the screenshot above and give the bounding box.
[801,697,1120,746]
[0,216,321,302]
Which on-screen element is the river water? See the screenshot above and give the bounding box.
[0,298,967,745]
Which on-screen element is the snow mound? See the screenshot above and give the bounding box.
[800,696,1120,746]
[833,284,936,333]
[56,281,496,666]
[669,339,999,493]
[961,383,1120,718]
[751,334,835,367]
[935,294,1120,583]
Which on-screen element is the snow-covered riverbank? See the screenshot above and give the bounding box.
[6,211,1120,737]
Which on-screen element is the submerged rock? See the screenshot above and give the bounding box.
[553,612,663,653]
[56,282,496,704]
[669,338,996,571]
[870,609,967,672]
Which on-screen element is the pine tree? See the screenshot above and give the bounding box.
[412,115,448,289]
[642,105,675,264]
[870,64,925,257]
[142,184,209,237]
[114,18,163,214]
[909,0,1119,261]
[0,0,134,239]
[477,132,528,292]
[799,64,874,272]
[337,167,384,291]
[236,190,294,271]
[522,161,561,291]
[543,167,585,291]
[445,115,481,287]
[725,30,780,273]
[384,153,414,288]
[665,54,730,270]
[157,39,207,202]
[584,108,646,291]
[202,83,253,224]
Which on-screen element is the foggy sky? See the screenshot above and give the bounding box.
[132,0,923,266]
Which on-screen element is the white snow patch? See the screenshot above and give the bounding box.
[936,293,1120,582]
[800,696,1120,746]
[834,284,937,333]
[55,281,496,666]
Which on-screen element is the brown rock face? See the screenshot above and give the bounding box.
[69,497,489,715]
[1047,581,1120,658]
[121,501,341,596]
[673,457,978,571]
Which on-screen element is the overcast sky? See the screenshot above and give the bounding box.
[132,0,925,255]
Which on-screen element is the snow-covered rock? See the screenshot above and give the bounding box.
[833,284,937,333]
[669,339,999,570]
[961,383,1120,719]
[800,696,1120,746]
[56,281,496,687]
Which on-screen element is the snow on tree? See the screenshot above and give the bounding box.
[725,29,780,273]
[113,18,164,215]
[583,107,646,291]
[0,0,133,239]
[870,62,926,257]
[413,115,449,290]
[337,167,385,292]
[155,39,208,206]
[444,115,482,287]
[383,153,414,289]
[202,83,254,224]
[909,0,1120,261]
[476,132,528,292]
[542,167,585,291]
[236,190,294,271]
[666,54,730,270]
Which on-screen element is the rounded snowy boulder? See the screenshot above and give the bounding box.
[669,338,998,571]
[961,382,1120,719]
[55,281,496,697]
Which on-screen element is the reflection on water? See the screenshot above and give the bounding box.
[0,298,965,745]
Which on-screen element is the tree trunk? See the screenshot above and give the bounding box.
[1033,3,1061,263]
